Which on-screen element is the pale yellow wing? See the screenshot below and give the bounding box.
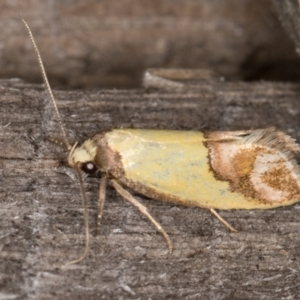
[105,129,300,210]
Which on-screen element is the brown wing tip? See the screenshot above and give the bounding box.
[207,128,300,205]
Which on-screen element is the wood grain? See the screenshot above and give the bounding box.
[1,77,300,299]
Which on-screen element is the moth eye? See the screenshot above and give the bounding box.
[81,161,97,174]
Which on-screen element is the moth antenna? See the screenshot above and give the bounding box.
[65,165,90,266]
[20,16,71,150]
[21,16,90,265]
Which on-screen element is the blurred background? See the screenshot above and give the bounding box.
[0,0,300,89]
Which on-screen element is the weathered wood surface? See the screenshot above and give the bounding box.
[1,78,300,299]
[1,0,300,89]
[272,0,300,54]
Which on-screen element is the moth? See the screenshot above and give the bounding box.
[21,18,300,264]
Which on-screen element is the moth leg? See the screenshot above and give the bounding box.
[65,165,90,266]
[210,209,238,232]
[94,175,108,236]
[111,179,173,253]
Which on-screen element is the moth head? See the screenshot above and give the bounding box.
[68,139,99,174]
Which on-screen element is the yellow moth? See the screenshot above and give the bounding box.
[21,18,300,264]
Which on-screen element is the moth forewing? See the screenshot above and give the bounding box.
[72,128,300,209]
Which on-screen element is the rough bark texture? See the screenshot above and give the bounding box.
[2,0,300,299]
[1,0,300,89]
[1,77,300,299]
